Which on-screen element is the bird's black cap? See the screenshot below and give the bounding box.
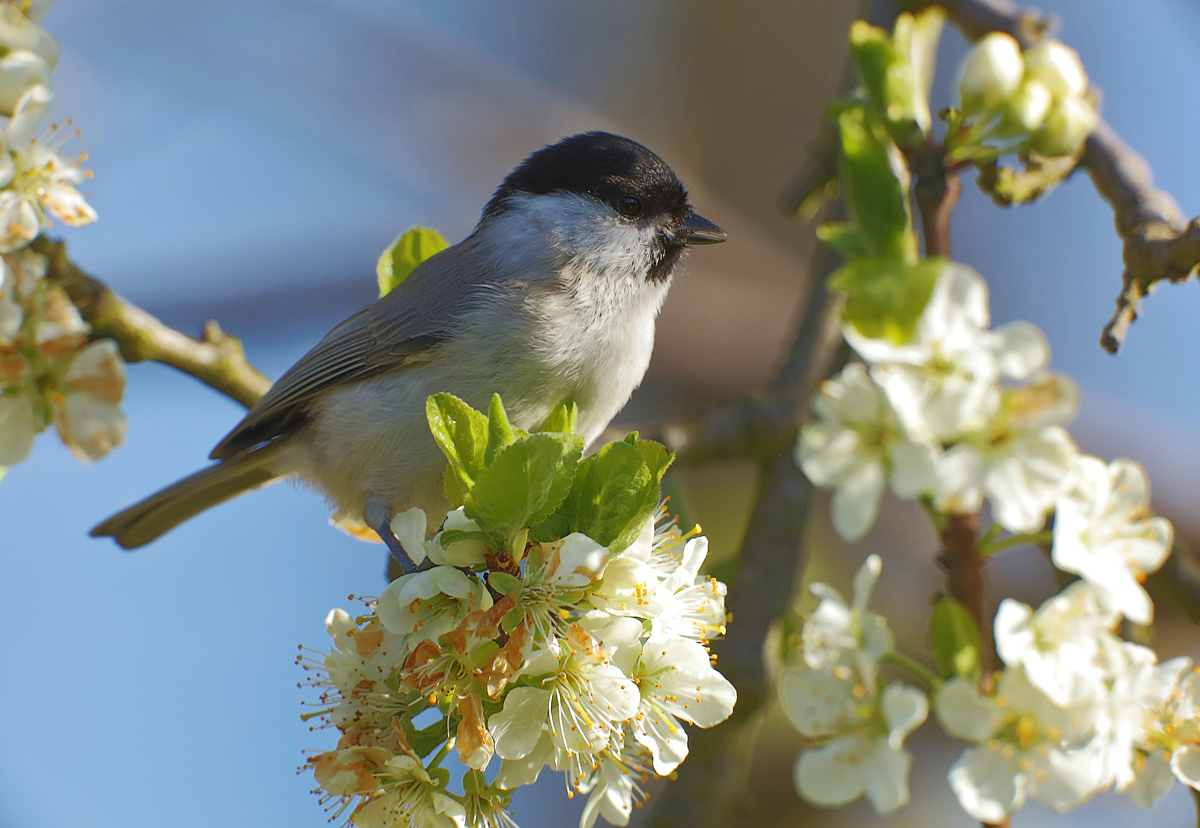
[483,131,690,225]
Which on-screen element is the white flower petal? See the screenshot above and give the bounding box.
[865,743,913,814]
[882,683,928,746]
[831,458,885,541]
[795,735,869,807]
[389,507,428,564]
[985,321,1049,379]
[948,746,1023,823]
[935,678,997,743]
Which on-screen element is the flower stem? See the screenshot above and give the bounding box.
[979,530,1053,557]
[881,651,941,688]
[427,739,454,771]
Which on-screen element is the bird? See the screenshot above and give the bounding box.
[91,131,725,560]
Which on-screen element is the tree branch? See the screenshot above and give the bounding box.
[894,0,1200,353]
[33,237,271,408]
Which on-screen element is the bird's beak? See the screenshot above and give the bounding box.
[680,212,726,245]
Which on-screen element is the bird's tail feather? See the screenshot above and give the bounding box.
[91,443,285,550]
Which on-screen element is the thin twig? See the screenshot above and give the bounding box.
[33,237,271,408]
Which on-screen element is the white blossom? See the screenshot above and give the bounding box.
[797,362,938,541]
[994,581,1119,707]
[623,634,736,775]
[802,554,892,686]
[1052,456,1172,625]
[1129,669,1200,807]
[957,32,1025,115]
[845,262,1048,442]
[935,373,1079,533]
[1087,640,1191,793]
[936,668,1101,821]
[781,667,927,813]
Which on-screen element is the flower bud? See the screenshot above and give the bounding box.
[1023,40,1088,99]
[1029,96,1097,157]
[996,78,1052,136]
[956,32,1024,116]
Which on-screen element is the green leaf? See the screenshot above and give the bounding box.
[538,401,578,434]
[928,595,983,682]
[816,221,871,259]
[540,436,673,554]
[377,226,448,297]
[485,394,516,466]
[438,528,490,546]
[834,102,917,262]
[464,432,585,542]
[427,393,489,500]
[829,256,942,344]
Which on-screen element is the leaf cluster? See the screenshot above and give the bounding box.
[426,394,673,556]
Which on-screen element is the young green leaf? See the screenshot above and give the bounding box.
[561,440,653,550]
[403,714,454,759]
[427,393,489,499]
[377,226,448,297]
[929,595,983,682]
[464,432,586,542]
[835,102,917,263]
[538,401,578,434]
[486,394,516,466]
[830,256,942,344]
[816,221,872,259]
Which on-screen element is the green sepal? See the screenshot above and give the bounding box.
[427,393,489,501]
[538,401,578,434]
[485,394,516,466]
[829,256,943,344]
[501,605,525,634]
[463,432,585,545]
[488,572,523,595]
[438,528,490,546]
[928,595,983,682]
[377,226,448,297]
[468,640,501,669]
[402,714,454,759]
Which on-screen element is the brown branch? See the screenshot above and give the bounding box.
[913,143,963,258]
[33,237,271,408]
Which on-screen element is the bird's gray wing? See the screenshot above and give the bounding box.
[209,241,486,460]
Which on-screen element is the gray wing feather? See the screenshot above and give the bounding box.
[209,241,487,459]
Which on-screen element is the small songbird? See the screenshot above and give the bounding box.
[92,132,725,553]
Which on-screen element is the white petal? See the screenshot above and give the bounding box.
[882,683,928,746]
[795,736,869,807]
[935,444,985,515]
[888,437,939,498]
[389,507,428,564]
[5,82,48,153]
[0,190,39,252]
[948,746,1024,823]
[548,533,610,586]
[865,743,914,813]
[1128,750,1175,807]
[852,554,882,612]
[831,458,885,541]
[488,687,550,760]
[935,678,997,743]
[0,394,36,465]
[985,321,1049,379]
[1171,744,1200,789]
[1029,748,1104,811]
[779,669,855,737]
[54,393,126,461]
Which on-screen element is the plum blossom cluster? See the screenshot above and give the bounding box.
[799,261,1076,542]
[300,396,736,828]
[779,555,929,814]
[952,33,1097,159]
[790,257,1190,820]
[781,545,1197,822]
[0,246,124,465]
[0,0,96,252]
[0,1,111,473]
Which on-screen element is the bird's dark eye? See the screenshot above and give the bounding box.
[615,196,643,218]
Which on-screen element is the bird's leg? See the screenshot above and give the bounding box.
[363,499,419,576]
